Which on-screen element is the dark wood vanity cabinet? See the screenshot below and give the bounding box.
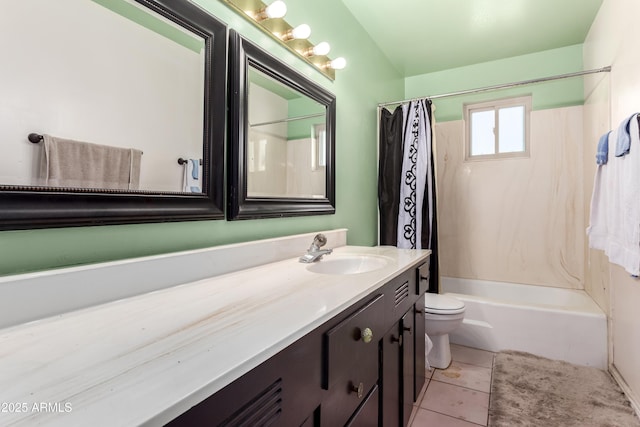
[167,260,429,427]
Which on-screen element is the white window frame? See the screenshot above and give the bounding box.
[311,123,326,171]
[463,95,531,161]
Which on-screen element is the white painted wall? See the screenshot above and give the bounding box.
[286,137,326,198]
[248,83,288,196]
[583,0,640,410]
[0,0,204,192]
[248,83,325,198]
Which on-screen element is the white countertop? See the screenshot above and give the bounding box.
[0,245,429,426]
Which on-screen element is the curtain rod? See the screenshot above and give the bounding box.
[378,66,612,108]
[250,112,325,128]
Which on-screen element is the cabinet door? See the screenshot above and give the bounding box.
[167,371,284,426]
[381,321,401,427]
[381,309,418,427]
[401,311,414,427]
[167,330,322,426]
[413,299,426,401]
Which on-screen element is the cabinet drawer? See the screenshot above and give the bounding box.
[417,260,430,295]
[324,294,385,390]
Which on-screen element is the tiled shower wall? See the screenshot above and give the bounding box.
[434,105,585,289]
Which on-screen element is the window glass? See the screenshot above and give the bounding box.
[470,110,495,156]
[498,106,525,153]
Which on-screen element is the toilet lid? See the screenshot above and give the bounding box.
[424,293,465,315]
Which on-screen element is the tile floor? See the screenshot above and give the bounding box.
[409,344,496,427]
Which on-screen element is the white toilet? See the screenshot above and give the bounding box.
[424,293,466,369]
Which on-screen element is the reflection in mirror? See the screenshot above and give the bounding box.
[1,0,204,193]
[0,0,227,229]
[247,68,327,199]
[228,30,336,220]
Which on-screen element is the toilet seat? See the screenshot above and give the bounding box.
[424,293,465,315]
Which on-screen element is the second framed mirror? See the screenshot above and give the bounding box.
[228,30,336,220]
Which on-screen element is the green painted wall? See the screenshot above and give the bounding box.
[0,0,403,276]
[404,44,585,122]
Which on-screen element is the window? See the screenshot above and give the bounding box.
[464,96,531,160]
[311,123,326,171]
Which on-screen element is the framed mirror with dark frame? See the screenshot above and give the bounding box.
[227,30,336,220]
[0,0,227,230]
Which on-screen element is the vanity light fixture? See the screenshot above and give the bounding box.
[253,0,287,21]
[303,41,330,57]
[280,24,311,41]
[221,0,346,79]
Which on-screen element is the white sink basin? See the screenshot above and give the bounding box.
[306,255,390,275]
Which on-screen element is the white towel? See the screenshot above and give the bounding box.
[587,117,640,275]
[182,159,202,193]
[39,134,142,190]
[397,100,430,249]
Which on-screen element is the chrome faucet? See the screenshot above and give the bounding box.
[299,233,333,263]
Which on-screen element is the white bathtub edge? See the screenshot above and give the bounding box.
[441,277,608,369]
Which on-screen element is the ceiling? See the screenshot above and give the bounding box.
[340,0,603,77]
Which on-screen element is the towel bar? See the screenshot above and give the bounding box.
[27,133,144,154]
[178,158,202,166]
[28,133,43,143]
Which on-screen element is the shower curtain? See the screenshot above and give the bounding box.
[378,98,439,293]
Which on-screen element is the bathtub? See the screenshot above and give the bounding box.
[442,277,608,369]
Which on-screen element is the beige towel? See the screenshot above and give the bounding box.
[39,134,142,190]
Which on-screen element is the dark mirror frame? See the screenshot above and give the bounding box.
[0,0,227,230]
[227,30,336,220]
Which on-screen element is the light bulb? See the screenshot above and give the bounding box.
[329,57,347,70]
[264,0,287,19]
[280,24,311,41]
[290,24,311,40]
[253,0,287,21]
[304,41,330,57]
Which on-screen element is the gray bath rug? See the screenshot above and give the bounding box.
[489,350,640,427]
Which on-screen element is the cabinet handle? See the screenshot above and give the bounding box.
[391,335,403,346]
[403,326,412,333]
[420,275,429,281]
[349,381,364,399]
[360,327,373,344]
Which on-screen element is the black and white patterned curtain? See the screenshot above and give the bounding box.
[378,98,439,292]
